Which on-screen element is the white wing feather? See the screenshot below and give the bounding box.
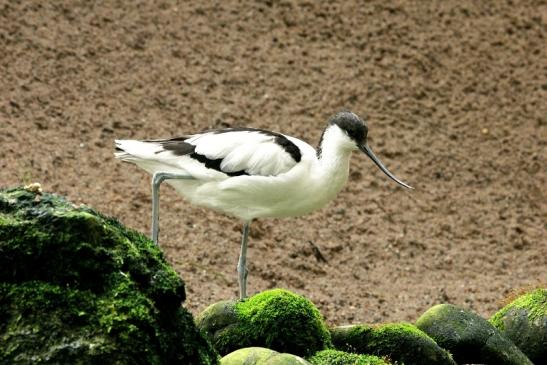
[189,130,298,176]
[116,130,301,178]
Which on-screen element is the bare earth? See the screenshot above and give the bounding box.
[1,1,546,326]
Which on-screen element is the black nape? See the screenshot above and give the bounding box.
[329,111,367,144]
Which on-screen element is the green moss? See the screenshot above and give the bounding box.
[197,300,240,342]
[307,349,390,365]
[330,324,373,354]
[331,323,455,365]
[369,323,434,346]
[0,212,18,225]
[197,289,332,357]
[0,187,219,364]
[489,288,546,362]
[490,288,546,331]
[221,347,314,365]
[1,281,122,363]
[220,347,278,365]
[236,289,332,356]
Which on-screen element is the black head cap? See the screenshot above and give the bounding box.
[329,111,367,144]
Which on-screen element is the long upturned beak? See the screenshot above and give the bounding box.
[359,144,413,189]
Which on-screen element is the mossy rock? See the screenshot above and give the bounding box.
[307,349,390,365]
[416,304,532,365]
[197,289,332,357]
[330,323,455,365]
[0,186,218,364]
[221,347,311,365]
[490,288,547,363]
[197,300,240,345]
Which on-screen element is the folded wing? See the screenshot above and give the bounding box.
[115,128,302,178]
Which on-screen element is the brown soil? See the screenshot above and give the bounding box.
[1,1,546,326]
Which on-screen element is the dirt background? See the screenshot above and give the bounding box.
[1,0,546,326]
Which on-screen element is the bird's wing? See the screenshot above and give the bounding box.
[147,128,303,177]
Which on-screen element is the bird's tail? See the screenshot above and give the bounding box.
[115,139,195,179]
[114,140,135,162]
[114,139,164,162]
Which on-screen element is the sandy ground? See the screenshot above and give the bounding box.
[1,0,546,326]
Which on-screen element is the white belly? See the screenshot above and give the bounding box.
[167,160,349,222]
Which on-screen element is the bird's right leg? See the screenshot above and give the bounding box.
[237,221,251,299]
[151,172,195,246]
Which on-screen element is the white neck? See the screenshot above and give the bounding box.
[315,126,356,199]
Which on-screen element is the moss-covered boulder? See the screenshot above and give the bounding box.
[196,300,240,348]
[0,186,218,364]
[490,288,547,363]
[416,304,532,365]
[221,347,311,365]
[197,289,331,357]
[330,323,455,365]
[307,349,390,365]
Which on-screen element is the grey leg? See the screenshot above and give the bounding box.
[237,221,251,299]
[151,172,195,245]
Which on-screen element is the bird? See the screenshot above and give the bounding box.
[114,111,412,299]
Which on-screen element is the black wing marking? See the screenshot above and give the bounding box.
[189,153,248,176]
[155,137,195,156]
[212,127,301,163]
[150,136,248,176]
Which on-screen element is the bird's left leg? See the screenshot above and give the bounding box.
[151,172,195,246]
[237,221,252,299]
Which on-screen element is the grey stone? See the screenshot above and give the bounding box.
[490,288,547,363]
[416,304,532,365]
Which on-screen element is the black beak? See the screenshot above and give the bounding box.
[359,144,413,189]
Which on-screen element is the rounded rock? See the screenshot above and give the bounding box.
[0,187,218,365]
[331,323,455,365]
[490,288,546,363]
[417,303,532,365]
[197,289,331,357]
[221,347,311,365]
